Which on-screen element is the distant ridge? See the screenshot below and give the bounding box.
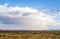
[0,30,60,32]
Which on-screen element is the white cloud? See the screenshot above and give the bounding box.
[0,4,60,30]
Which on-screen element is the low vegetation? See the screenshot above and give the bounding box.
[0,30,60,39]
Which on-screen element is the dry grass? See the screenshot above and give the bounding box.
[0,30,60,39]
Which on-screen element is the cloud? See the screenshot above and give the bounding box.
[0,4,60,30]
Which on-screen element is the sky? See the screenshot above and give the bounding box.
[0,0,60,30]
